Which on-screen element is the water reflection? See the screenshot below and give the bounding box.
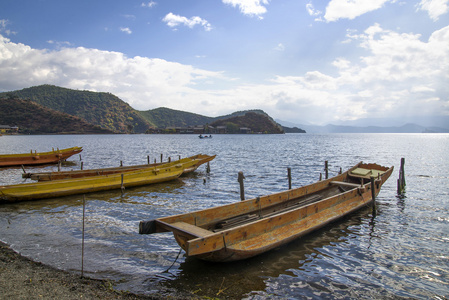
[154,208,375,299]
[1,133,448,299]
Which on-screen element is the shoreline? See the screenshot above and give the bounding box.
[0,241,193,299]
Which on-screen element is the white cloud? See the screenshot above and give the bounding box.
[306,2,322,17]
[324,0,391,22]
[162,13,212,31]
[417,0,449,21]
[274,43,285,51]
[0,19,17,36]
[0,19,8,30]
[141,1,157,8]
[120,27,132,34]
[47,40,73,48]
[123,14,136,20]
[332,58,351,69]
[0,34,226,115]
[222,0,269,19]
[0,25,448,124]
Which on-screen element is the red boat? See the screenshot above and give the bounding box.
[0,146,83,167]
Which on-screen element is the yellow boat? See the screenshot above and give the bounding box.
[23,154,215,181]
[0,147,83,167]
[0,164,184,202]
[139,162,393,262]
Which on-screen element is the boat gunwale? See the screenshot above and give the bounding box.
[140,162,394,261]
[0,165,184,202]
[0,147,83,167]
[0,146,83,158]
[147,162,365,228]
[25,154,215,181]
[187,164,393,260]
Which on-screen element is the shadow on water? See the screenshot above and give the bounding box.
[146,207,377,299]
[1,178,185,206]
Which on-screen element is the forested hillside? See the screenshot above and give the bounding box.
[1,85,298,134]
[139,107,215,128]
[210,112,284,134]
[0,97,113,134]
[1,85,151,133]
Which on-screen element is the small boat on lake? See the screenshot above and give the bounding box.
[139,162,393,262]
[0,147,83,167]
[22,154,215,181]
[0,163,184,202]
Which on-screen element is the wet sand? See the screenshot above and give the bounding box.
[0,241,195,299]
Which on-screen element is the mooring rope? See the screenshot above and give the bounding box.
[163,247,183,273]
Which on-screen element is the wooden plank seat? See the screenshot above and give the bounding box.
[171,222,213,238]
[350,168,386,179]
[330,181,362,188]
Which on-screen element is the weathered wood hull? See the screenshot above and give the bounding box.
[139,162,393,262]
[0,164,183,202]
[0,147,83,167]
[23,154,215,181]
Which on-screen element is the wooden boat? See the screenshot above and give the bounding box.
[22,154,215,181]
[139,162,393,262]
[0,147,83,167]
[0,164,184,202]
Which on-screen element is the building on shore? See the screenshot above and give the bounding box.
[0,125,19,134]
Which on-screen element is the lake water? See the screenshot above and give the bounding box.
[0,133,448,299]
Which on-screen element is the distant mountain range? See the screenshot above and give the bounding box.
[277,118,449,133]
[2,84,446,134]
[0,85,291,134]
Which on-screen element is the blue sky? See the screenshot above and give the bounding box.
[1,0,448,126]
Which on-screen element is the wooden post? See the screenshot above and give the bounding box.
[206,162,210,174]
[21,165,26,174]
[120,160,123,167]
[121,174,125,195]
[168,157,171,163]
[81,194,86,278]
[160,154,163,163]
[178,155,181,161]
[58,161,61,172]
[370,176,376,202]
[397,158,406,194]
[147,155,150,164]
[79,154,82,161]
[238,171,245,201]
[319,173,322,181]
[325,161,329,179]
[287,167,292,190]
[370,176,377,214]
[154,158,156,164]
[81,162,84,170]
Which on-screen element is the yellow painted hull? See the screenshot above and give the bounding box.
[0,147,83,167]
[140,162,393,262]
[0,165,183,202]
[24,154,215,181]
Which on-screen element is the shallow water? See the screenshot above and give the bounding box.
[0,133,448,299]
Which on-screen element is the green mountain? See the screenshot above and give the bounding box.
[210,111,284,134]
[139,107,215,128]
[1,85,299,134]
[0,97,113,134]
[0,85,151,133]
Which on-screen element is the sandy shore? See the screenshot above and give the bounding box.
[0,241,194,299]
